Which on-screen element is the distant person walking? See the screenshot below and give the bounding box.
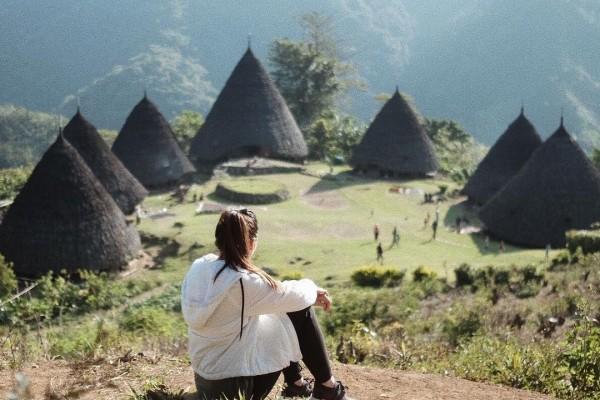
[432,220,438,240]
[373,224,380,241]
[392,226,400,247]
[545,244,551,264]
[435,206,440,224]
[484,235,490,251]
[499,240,505,253]
[423,212,430,230]
[455,216,462,234]
[376,242,384,264]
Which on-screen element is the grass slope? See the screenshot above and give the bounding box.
[140,164,550,284]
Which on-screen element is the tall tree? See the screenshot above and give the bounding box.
[171,110,204,153]
[269,12,362,129]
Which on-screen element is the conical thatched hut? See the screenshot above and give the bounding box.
[0,134,141,277]
[480,120,600,247]
[113,94,196,187]
[189,48,308,164]
[350,89,438,177]
[63,110,147,214]
[464,108,542,204]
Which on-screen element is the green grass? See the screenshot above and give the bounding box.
[138,163,552,285]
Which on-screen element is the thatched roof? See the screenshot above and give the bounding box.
[464,108,542,204]
[479,120,600,247]
[350,89,439,176]
[0,134,141,277]
[63,110,147,214]
[189,48,308,164]
[113,95,196,187]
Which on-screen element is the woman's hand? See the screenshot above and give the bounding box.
[315,288,332,312]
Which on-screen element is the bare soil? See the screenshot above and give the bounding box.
[301,189,349,210]
[0,357,554,400]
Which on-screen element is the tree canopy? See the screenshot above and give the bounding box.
[269,12,363,129]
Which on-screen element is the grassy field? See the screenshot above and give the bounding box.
[4,164,597,400]
[140,163,551,285]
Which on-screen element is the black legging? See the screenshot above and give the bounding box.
[194,307,332,400]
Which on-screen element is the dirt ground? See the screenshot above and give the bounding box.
[0,357,554,400]
[301,189,349,210]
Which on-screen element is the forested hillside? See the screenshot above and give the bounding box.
[0,105,58,168]
[1,1,599,145]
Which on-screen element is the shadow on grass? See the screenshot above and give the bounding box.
[305,170,429,194]
[444,200,521,255]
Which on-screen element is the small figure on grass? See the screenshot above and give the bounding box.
[484,235,490,251]
[499,240,505,253]
[455,216,462,234]
[391,226,400,247]
[432,220,439,240]
[376,242,384,264]
[373,224,380,241]
[423,212,431,230]
[545,244,551,264]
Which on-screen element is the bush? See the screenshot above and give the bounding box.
[280,271,304,281]
[442,310,482,346]
[413,266,437,282]
[0,255,17,299]
[47,318,120,359]
[351,267,405,288]
[560,317,600,397]
[518,265,544,284]
[493,269,510,285]
[0,167,31,199]
[566,229,600,255]
[454,264,475,287]
[0,270,155,325]
[320,288,418,335]
[449,336,564,395]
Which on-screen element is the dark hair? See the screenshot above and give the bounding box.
[214,209,277,288]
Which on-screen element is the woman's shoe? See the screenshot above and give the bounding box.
[281,380,312,398]
[310,381,352,400]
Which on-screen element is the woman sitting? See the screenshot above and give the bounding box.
[181,209,352,400]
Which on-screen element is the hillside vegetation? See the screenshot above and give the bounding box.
[0,105,58,168]
[4,167,600,398]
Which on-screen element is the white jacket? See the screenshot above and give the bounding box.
[181,253,318,380]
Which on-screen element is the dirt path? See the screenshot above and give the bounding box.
[0,358,554,400]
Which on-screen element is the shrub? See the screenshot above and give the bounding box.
[514,283,542,299]
[0,270,154,325]
[454,264,475,287]
[493,269,510,286]
[413,266,437,282]
[0,255,17,299]
[518,265,544,284]
[351,267,405,288]
[560,318,600,397]
[0,167,31,199]
[411,277,448,299]
[119,306,178,336]
[449,336,564,395]
[47,318,120,359]
[442,311,482,346]
[280,271,304,281]
[473,266,495,288]
[566,229,600,255]
[320,288,418,335]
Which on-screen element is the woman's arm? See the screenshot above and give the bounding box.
[242,274,319,316]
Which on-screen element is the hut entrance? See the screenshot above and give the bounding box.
[230,146,271,159]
